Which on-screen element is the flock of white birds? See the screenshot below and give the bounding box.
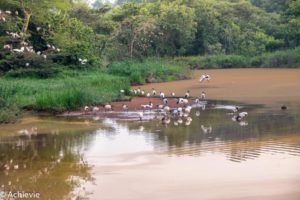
[83,73,248,129]
[1,9,88,66]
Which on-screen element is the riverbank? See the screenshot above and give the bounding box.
[60,68,300,118]
[136,68,300,108]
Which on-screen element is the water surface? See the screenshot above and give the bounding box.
[1,101,300,200]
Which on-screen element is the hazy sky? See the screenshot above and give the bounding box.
[85,0,116,5]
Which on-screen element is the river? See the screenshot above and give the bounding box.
[0,69,300,200]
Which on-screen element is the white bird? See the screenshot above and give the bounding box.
[201,125,212,134]
[171,92,175,97]
[185,106,192,113]
[139,126,144,131]
[152,88,156,96]
[199,74,211,82]
[163,98,168,104]
[138,112,143,121]
[195,98,200,104]
[3,44,11,49]
[146,92,151,97]
[132,89,137,95]
[36,27,41,31]
[12,47,24,53]
[92,106,99,112]
[162,116,171,124]
[141,102,153,110]
[177,107,183,112]
[15,11,18,15]
[185,120,191,126]
[120,89,125,93]
[178,98,189,104]
[5,10,11,14]
[104,104,112,111]
[42,54,47,59]
[159,92,165,98]
[25,63,30,67]
[18,129,29,136]
[238,112,248,118]
[84,106,89,112]
[239,121,248,126]
[177,118,183,124]
[163,106,170,112]
[183,113,189,118]
[185,90,190,98]
[195,111,200,117]
[201,91,206,99]
[157,104,164,109]
[122,104,128,111]
[232,112,248,122]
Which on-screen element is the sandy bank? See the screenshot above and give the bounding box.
[136,68,300,107]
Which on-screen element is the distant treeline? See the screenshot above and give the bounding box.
[0,0,300,72]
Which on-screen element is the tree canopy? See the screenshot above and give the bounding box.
[0,0,299,71]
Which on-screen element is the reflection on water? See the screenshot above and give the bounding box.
[0,102,300,199]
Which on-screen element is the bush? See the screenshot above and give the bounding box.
[0,71,130,120]
[250,47,300,68]
[173,48,300,69]
[107,58,190,84]
[0,106,21,123]
[5,68,61,79]
[174,55,250,69]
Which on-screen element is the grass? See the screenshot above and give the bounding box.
[0,58,191,123]
[107,58,191,84]
[0,70,130,122]
[173,47,300,69]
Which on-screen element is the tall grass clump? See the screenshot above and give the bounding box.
[0,71,130,120]
[250,47,300,68]
[173,48,300,69]
[107,58,190,84]
[174,55,250,69]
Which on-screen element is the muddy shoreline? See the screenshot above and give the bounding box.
[60,69,300,118]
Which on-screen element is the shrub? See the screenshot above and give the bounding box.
[174,55,250,69]
[107,59,190,84]
[5,68,61,79]
[0,71,130,122]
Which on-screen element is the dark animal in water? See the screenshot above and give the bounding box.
[281,105,287,110]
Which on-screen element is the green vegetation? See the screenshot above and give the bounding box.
[107,59,190,84]
[174,47,300,69]
[0,71,129,122]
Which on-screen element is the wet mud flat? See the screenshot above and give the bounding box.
[136,69,300,108]
[59,97,209,120]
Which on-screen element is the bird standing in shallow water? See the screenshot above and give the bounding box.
[281,105,287,110]
[122,104,128,112]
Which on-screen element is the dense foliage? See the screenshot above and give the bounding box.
[1,0,299,68]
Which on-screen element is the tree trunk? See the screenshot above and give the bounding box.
[130,39,134,58]
[22,11,31,42]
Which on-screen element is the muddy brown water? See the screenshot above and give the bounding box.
[0,69,300,200]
